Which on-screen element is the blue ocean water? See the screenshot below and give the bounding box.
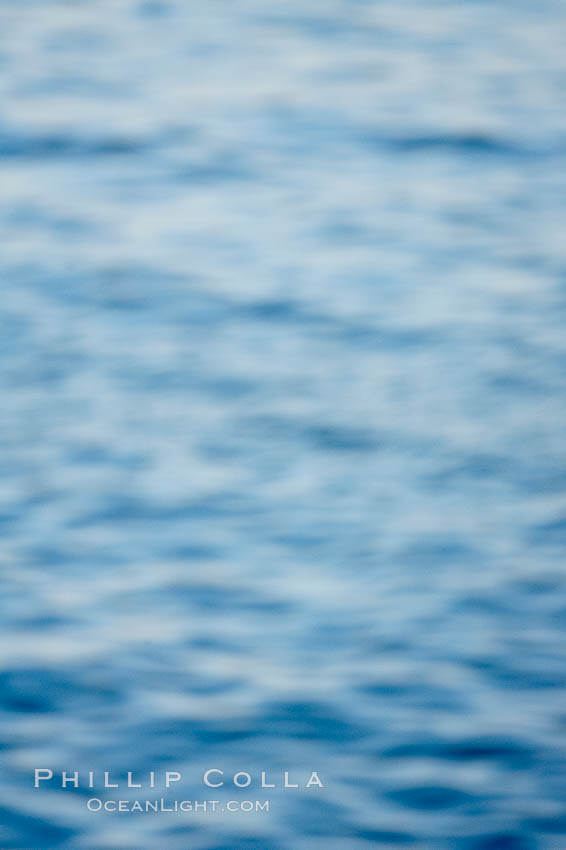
[1,1,566,848]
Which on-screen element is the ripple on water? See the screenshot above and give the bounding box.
[1,0,566,847]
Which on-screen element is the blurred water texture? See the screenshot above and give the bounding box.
[1,1,566,848]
